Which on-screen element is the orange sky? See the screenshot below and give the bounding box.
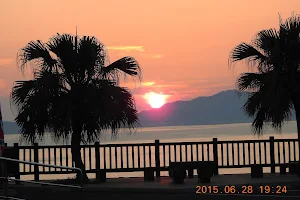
[0,0,300,121]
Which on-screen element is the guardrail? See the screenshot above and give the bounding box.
[4,137,299,181]
[0,157,83,200]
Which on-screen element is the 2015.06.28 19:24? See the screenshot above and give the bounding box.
[195,185,254,194]
[259,185,287,194]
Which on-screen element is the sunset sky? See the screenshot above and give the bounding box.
[0,0,300,121]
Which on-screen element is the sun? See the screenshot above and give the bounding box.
[144,92,166,108]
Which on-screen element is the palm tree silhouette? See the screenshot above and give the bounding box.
[12,33,142,181]
[230,14,300,160]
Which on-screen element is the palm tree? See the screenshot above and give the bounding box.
[12,33,142,181]
[229,14,300,161]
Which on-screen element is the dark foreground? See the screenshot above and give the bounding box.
[1,174,300,200]
[3,187,300,200]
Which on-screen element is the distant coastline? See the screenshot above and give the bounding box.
[3,90,297,134]
[4,120,297,135]
[138,90,295,127]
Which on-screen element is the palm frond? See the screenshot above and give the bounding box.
[17,40,56,72]
[102,56,142,82]
[237,73,265,92]
[14,33,141,145]
[229,42,267,70]
[253,29,279,54]
[100,85,139,138]
[47,34,77,76]
[279,15,300,69]
[230,14,300,137]
[47,91,73,143]
[77,36,107,81]
[244,92,264,117]
[244,82,293,134]
[269,84,293,132]
[280,14,300,35]
[11,70,68,144]
[11,80,36,108]
[247,92,274,134]
[251,108,269,135]
[77,80,139,143]
[253,29,283,73]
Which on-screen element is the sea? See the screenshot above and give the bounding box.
[4,121,299,180]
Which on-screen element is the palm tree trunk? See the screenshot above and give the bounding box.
[71,126,89,182]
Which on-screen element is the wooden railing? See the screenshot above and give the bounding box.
[3,137,299,180]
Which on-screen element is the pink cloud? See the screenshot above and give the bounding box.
[130,78,234,111]
[0,58,13,66]
[107,46,144,52]
[140,53,163,59]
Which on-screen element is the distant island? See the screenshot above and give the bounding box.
[138,89,296,127]
[2,121,21,134]
[3,89,296,134]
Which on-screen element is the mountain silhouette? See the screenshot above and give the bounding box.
[138,89,296,127]
[2,121,20,134]
[2,89,296,133]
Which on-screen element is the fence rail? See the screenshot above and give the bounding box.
[3,136,299,180]
[0,156,83,200]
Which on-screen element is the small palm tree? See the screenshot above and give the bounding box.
[12,33,142,181]
[229,14,300,159]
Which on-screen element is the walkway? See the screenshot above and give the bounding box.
[3,173,300,199]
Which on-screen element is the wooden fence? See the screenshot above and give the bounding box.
[3,137,299,180]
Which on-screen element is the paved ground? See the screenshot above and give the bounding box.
[2,173,300,199]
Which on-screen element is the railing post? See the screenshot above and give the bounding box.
[94,142,101,180]
[213,138,219,175]
[269,136,275,174]
[2,160,8,197]
[13,143,20,183]
[34,143,39,181]
[0,144,6,187]
[154,140,160,177]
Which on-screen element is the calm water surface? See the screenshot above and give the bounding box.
[4,122,298,180]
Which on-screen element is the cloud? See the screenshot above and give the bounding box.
[0,58,13,66]
[107,46,162,59]
[132,79,232,98]
[140,53,163,59]
[129,81,188,95]
[151,83,187,89]
[119,81,155,88]
[131,77,236,111]
[123,78,234,109]
[142,81,155,86]
[143,91,170,100]
[150,54,163,59]
[107,46,144,52]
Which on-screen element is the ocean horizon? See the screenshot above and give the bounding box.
[5,121,299,146]
[4,121,299,180]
